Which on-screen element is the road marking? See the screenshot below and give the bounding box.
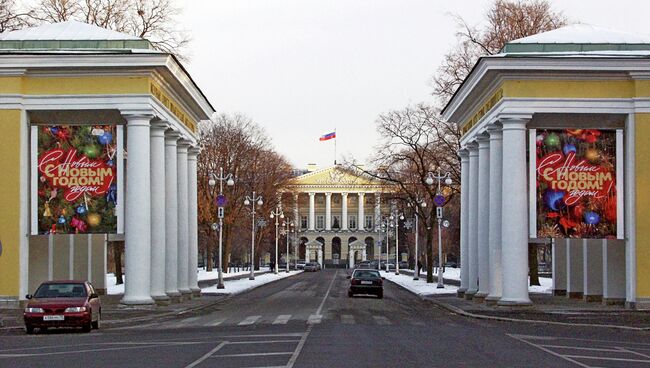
[179,316,201,325]
[206,318,226,327]
[563,355,650,363]
[507,334,594,368]
[341,314,355,324]
[238,315,261,326]
[307,314,322,324]
[228,340,301,345]
[212,352,293,358]
[184,341,227,368]
[373,315,391,325]
[272,314,292,325]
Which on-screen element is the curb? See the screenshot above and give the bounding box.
[385,278,650,331]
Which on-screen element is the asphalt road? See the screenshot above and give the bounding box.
[2,269,650,368]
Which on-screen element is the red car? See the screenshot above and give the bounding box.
[24,280,101,334]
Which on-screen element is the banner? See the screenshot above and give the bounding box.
[37,125,117,234]
[535,129,617,239]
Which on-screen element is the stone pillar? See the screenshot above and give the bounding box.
[294,193,300,228]
[358,192,365,230]
[341,193,348,231]
[325,192,332,230]
[486,124,503,305]
[305,246,311,263]
[603,239,626,305]
[497,117,532,307]
[349,249,354,268]
[176,139,191,299]
[149,122,169,305]
[466,142,479,300]
[187,147,201,297]
[475,133,490,303]
[318,249,323,267]
[121,114,154,305]
[362,249,367,261]
[308,192,315,230]
[567,239,584,299]
[164,130,181,302]
[458,149,470,298]
[552,238,567,296]
[583,239,603,302]
[374,193,381,231]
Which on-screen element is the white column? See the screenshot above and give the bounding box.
[149,122,168,304]
[603,239,626,304]
[458,149,470,297]
[176,139,191,298]
[466,142,479,299]
[583,239,603,302]
[164,130,181,302]
[374,193,381,231]
[498,117,532,307]
[552,239,567,296]
[475,133,490,303]
[293,193,300,227]
[486,124,503,305]
[349,249,354,268]
[121,114,154,305]
[567,239,584,299]
[187,147,200,297]
[325,192,332,230]
[341,193,348,230]
[358,192,365,230]
[308,192,315,230]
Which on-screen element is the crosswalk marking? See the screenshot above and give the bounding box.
[373,316,391,325]
[206,318,226,327]
[307,314,322,324]
[272,315,292,325]
[341,314,355,324]
[238,315,261,326]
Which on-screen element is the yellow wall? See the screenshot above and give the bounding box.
[636,113,650,298]
[0,110,22,296]
[501,80,635,99]
[0,76,150,95]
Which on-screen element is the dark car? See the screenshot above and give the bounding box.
[356,261,372,269]
[347,269,384,299]
[304,262,320,272]
[23,280,101,334]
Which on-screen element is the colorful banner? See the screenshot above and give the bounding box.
[37,125,117,234]
[535,129,617,239]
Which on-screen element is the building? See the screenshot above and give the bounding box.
[442,24,650,308]
[282,165,397,267]
[0,21,214,306]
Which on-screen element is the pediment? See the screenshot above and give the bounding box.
[288,166,379,187]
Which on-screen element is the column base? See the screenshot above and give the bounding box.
[120,296,155,305]
[567,291,583,299]
[602,297,625,306]
[152,294,171,306]
[626,301,637,310]
[496,298,533,309]
[464,289,477,300]
[456,288,467,298]
[179,289,192,301]
[485,296,500,306]
[473,292,488,304]
[552,289,567,297]
[191,288,202,298]
[166,292,182,304]
[583,294,602,303]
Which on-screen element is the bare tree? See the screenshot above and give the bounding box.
[433,0,567,104]
[0,0,33,32]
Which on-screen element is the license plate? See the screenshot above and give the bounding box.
[361,281,373,285]
[43,315,64,321]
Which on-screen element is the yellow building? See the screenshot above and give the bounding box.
[443,24,648,308]
[0,21,214,306]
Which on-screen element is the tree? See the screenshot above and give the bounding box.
[0,0,32,33]
[433,0,567,104]
[23,0,190,59]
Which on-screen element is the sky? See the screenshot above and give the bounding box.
[175,0,650,169]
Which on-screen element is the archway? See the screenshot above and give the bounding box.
[332,237,341,265]
[365,236,375,260]
[299,237,308,260]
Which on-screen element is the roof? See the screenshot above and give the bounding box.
[0,20,140,41]
[285,165,388,189]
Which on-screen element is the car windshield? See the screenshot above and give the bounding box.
[353,270,380,279]
[34,283,87,298]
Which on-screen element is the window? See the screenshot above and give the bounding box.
[348,215,357,230]
[301,215,308,229]
[332,215,341,229]
[365,215,373,230]
[316,215,324,229]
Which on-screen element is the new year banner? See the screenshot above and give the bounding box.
[37,125,117,234]
[535,129,618,239]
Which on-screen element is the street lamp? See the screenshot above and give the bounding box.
[244,192,263,280]
[390,211,405,275]
[426,168,452,288]
[208,167,235,289]
[270,207,285,274]
[408,200,427,280]
[284,221,294,273]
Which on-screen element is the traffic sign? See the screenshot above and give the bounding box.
[442,220,450,228]
[217,207,224,219]
[216,194,227,206]
[436,207,443,219]
[434,194,445,207]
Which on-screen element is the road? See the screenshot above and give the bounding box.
[2,269,650,368]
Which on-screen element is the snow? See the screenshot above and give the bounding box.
[509,24,650,45]
[0,20,141,41]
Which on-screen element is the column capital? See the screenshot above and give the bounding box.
[476,132,490,149]
[187,146,201,158]
[308,192,315,197]
[177,138,192,149]
[325,192,332,197]
[498,115,531,131]
[458,148,469,158]
[341,192,348,197]
[467,141,479,156]
[122,111,156,121]
[487,122,503,140]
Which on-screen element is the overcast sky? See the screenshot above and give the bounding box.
[176,0,650,169]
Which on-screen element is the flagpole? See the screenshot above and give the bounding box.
[334,128,337,165]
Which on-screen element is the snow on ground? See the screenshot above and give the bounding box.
[197,267,269,282]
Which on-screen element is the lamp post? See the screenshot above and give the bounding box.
[270,207,284,274]
[244,192,263,280]
[383,218,392,273]
[208,167,234,289]
[426,168,453,289]
[408,200,427,280]
[284,221,293,273]
[391,211,405,275]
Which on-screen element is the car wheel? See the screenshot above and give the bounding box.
[377,291,383,299]
[82,319,92,333]
[92,312,100,330]
[348,291,353,298]
[25,325,34,334]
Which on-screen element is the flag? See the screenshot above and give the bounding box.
[319,131,336,141]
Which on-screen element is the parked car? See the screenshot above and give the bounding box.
[347,269,384,299]
[444,261,458,268]
[380,261,396,270]
[304,262,320,272]
[356,261,372,269]
[398,261,409,269]
[23,280,101,334]
[296,260,306,270]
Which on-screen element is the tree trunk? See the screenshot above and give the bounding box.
[529,243,540,286]
[113,241,124,285]
[206,231,214,272]
[426,226,434,283]
[223,226,232,273]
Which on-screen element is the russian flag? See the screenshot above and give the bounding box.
[319,131,336,141]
